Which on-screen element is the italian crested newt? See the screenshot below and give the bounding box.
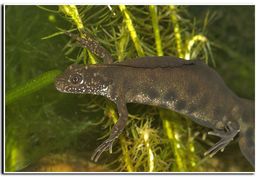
[55,57,254,167]
[55,32,255,167]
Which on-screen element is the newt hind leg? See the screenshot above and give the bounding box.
[204,121,240,157]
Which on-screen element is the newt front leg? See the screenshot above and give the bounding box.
[91,101,128,162]
[65,31,114,64]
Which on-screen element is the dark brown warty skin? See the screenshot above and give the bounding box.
[55,56,254,167]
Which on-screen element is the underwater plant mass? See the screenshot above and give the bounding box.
[5,5,254,172]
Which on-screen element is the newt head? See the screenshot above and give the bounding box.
[55,63,112,96]
[55,64,88,94]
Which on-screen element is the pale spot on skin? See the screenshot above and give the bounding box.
[215,121,225,129]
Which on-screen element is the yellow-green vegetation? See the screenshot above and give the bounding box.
[119,5,145,57]
[6,70,61,105]
[59,5,84,31]
[5,5,254,172]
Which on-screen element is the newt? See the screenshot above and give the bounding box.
[55,32,255,167]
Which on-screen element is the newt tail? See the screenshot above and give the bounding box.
[238,99,255,167]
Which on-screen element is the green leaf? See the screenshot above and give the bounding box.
[6,70,61,105]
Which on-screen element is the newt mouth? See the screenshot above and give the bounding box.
[55,77,67,92]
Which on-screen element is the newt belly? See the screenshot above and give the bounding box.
[55,56,255,167]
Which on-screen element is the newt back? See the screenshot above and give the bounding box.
[112,56,198,68]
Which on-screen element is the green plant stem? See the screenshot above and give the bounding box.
[143,129,155,172]
[6,70,61,105]
[187,125,198,170]
[59,5,84,31]
[117,24,129,62]
[169,6,183,58]
[119,5,145,57]
[149,5,164,56]
[160,110,187,171]
[87,50,97,64]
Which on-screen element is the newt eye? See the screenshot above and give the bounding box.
[69,74,83,85]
